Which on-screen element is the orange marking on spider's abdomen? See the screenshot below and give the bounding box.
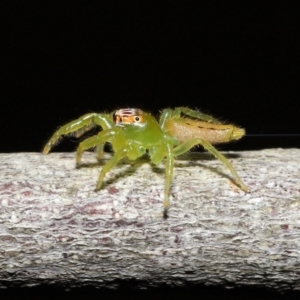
[165,117,245,144]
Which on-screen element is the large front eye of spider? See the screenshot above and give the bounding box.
[134,116,141,122]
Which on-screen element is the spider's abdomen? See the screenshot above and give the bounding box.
[165,117,245,144]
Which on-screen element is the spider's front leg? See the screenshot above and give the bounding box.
[149,141,175,218]
[75,128,116,167]
[74,128,130,190]
[43,113,114,154]
[95,148,129,190]
[173,139,248,192]
[162,143,175,218]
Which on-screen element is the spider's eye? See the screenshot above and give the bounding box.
[135,116,140,122]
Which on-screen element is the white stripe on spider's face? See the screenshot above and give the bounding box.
[116,108,143,116]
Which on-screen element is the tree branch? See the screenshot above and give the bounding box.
[0,149,300,291]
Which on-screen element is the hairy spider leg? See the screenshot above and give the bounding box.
[95,144,105,161]
[96,148,129,190]
[74,123,97,138]
[75,122,109,162]
[43,113,114,154]
[173,138,248,192]
[75,128,117,166]
[175,107,221,123]
[159,107,221,129]
[163,143,174,214]
[147,140,175,215]
[74,128,129,189]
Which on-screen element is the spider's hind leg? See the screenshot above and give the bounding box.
[173,138,248,192]
[175,107,221,124]
[159,107,221,131]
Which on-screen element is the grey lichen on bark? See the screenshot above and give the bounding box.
[0,149,300,290]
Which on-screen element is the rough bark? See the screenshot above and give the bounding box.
[0,149,300,291]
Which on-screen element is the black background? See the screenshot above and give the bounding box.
[2,2,300,299]
[2,2,300,153]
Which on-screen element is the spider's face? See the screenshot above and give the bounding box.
[114,108,145,127]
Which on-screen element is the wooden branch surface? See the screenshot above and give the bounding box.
[0,149,300,290]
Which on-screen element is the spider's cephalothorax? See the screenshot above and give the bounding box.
[43,107,248,217]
